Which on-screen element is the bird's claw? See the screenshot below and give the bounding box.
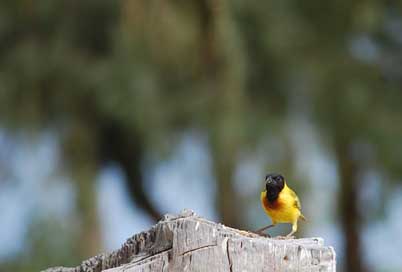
[274,235,295,240]
[254,231,271,238]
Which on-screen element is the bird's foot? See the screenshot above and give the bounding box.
[236,230,258,238]
[254,231,271,238]
[274,235,295,240]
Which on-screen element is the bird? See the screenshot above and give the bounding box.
[256,173,306,238]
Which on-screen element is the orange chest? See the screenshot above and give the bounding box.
[260,188,301,224]
[262,194,282,211]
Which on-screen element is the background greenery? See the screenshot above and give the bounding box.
[1,1,402,271]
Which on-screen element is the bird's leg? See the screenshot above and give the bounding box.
[285,231,295,239]
[285,222,298,239]
[256,224,275,233]
[254,224,275,237]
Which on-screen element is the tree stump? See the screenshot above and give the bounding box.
[43,209,336,272]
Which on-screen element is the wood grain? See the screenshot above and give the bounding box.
[43,209,336,272]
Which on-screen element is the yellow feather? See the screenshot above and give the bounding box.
[260,183,304,225]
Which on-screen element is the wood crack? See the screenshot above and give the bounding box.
[180,244,217,256]
[226,239,233,272]
[130,247,173,265]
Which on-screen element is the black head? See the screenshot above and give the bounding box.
[265,173,285,202]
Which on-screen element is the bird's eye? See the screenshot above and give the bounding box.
[276,175,284,182]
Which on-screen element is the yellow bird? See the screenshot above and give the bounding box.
[257,173,306,237]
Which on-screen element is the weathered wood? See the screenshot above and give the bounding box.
[43,209,336,272]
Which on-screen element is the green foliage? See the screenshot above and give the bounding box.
[1,1,402,271]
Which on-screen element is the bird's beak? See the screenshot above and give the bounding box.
[266,177,273,184]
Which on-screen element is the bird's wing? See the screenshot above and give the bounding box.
[290,189,302,211]
[289,189,307,221]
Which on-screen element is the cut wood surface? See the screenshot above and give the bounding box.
[43,209,336,272]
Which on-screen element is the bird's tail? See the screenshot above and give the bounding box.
[300,214,307,222]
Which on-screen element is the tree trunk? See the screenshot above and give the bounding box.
[98,121,162,222]
[43,210,336,272]
[197,0,247,229]
[335,140,366,272]
[64,121,102,258]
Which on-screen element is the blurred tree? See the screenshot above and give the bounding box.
[1,1,402,272]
